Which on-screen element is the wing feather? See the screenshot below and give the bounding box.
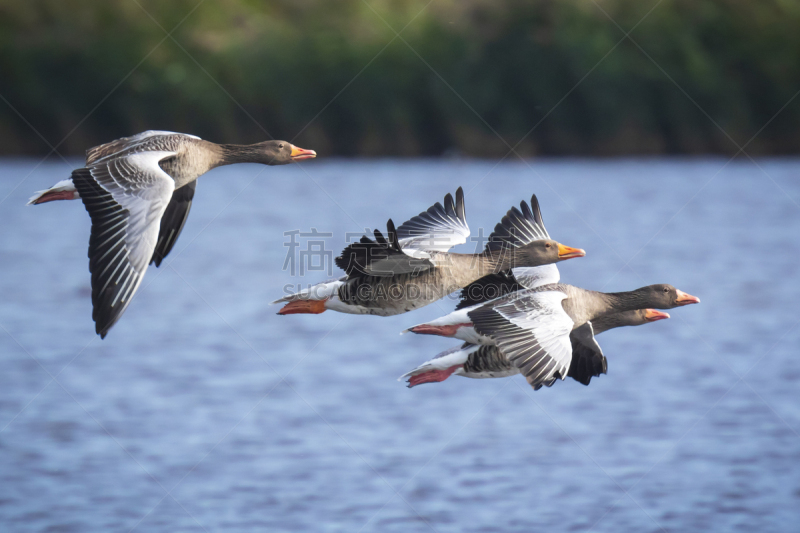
[151,181,195,267]
[567,322,607,385]
[395,187,470,254]
[468,290,573,390]
[456,195,555,309]
[85,130,197,164]
[485,194,549,252]
[335,219,434,277]
[72,149,175,337]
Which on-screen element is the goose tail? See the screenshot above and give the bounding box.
[28,179,80,205]
[404,366,461,388]
[277,299,328,315]
[273,278,346,315]
[399,345,477,387]
[403,307,472,337]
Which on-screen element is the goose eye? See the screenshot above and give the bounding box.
[545,243,551,248]
[663,287,669,293]
[279,143,284,149]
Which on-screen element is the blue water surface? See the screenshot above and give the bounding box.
[1,157,799,532]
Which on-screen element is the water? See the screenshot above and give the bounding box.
[1,157,799,532]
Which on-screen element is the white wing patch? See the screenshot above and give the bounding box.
[469,289,574,390]
[510,263,561,290]
[396,188,470,256]
[72,148,177,337]
[91,150,176,274]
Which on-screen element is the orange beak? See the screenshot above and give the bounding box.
[644,309,670,322]
[557,243,586,260]
[675,289,700,306]
[290,145,317,161]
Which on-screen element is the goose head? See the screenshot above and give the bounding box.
[643,284,700,308]
[254,140,317,165]
[509,239,585,267]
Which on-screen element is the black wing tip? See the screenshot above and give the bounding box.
[528,194,544,226]
[385,219,401,250]
[97,320,112,339]
[444,193,454,210]
[93,296,126,339]
[485,193,549,251]
[455,187,465,220]
[73,168,130,341]
[335,222,402,275]
[441,187,467,221]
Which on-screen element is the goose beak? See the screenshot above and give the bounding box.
[644,309,670,322]
[557,243,586,260]
[675,289,700,305]
[290,145,317,161]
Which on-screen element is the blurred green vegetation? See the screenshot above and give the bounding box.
[1,0,799,157]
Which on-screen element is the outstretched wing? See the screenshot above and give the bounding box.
[485,194,550,253]
[462,344,518,377]
[468,290,573,390]
[85,130,197,164]
[72,150,176,338]
[456,195,553,309]
[395,187,469,257]
[510,263,560,289]
[567,321,607,385]
[150,181,196,267]
[456,263,560,310]
[335,219,434,277]
[334,188,468,277]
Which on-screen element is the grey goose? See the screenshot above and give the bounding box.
[28,130,316,337]
[405,265,699,390]
[401,308,670,388]
[272,190,585,317]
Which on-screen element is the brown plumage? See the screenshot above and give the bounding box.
[28,130,316,338]
[274,191,586,317]
[401,308,672,388]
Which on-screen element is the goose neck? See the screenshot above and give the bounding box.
[481,248,524,273]
[601,288,652,314]
[215,144,268,166]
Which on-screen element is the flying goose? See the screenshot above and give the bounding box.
[403,262,565,343]
[272,190,585,317]
[28,130,316,337]
[401,308,670,388]
[405,273,699,389]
